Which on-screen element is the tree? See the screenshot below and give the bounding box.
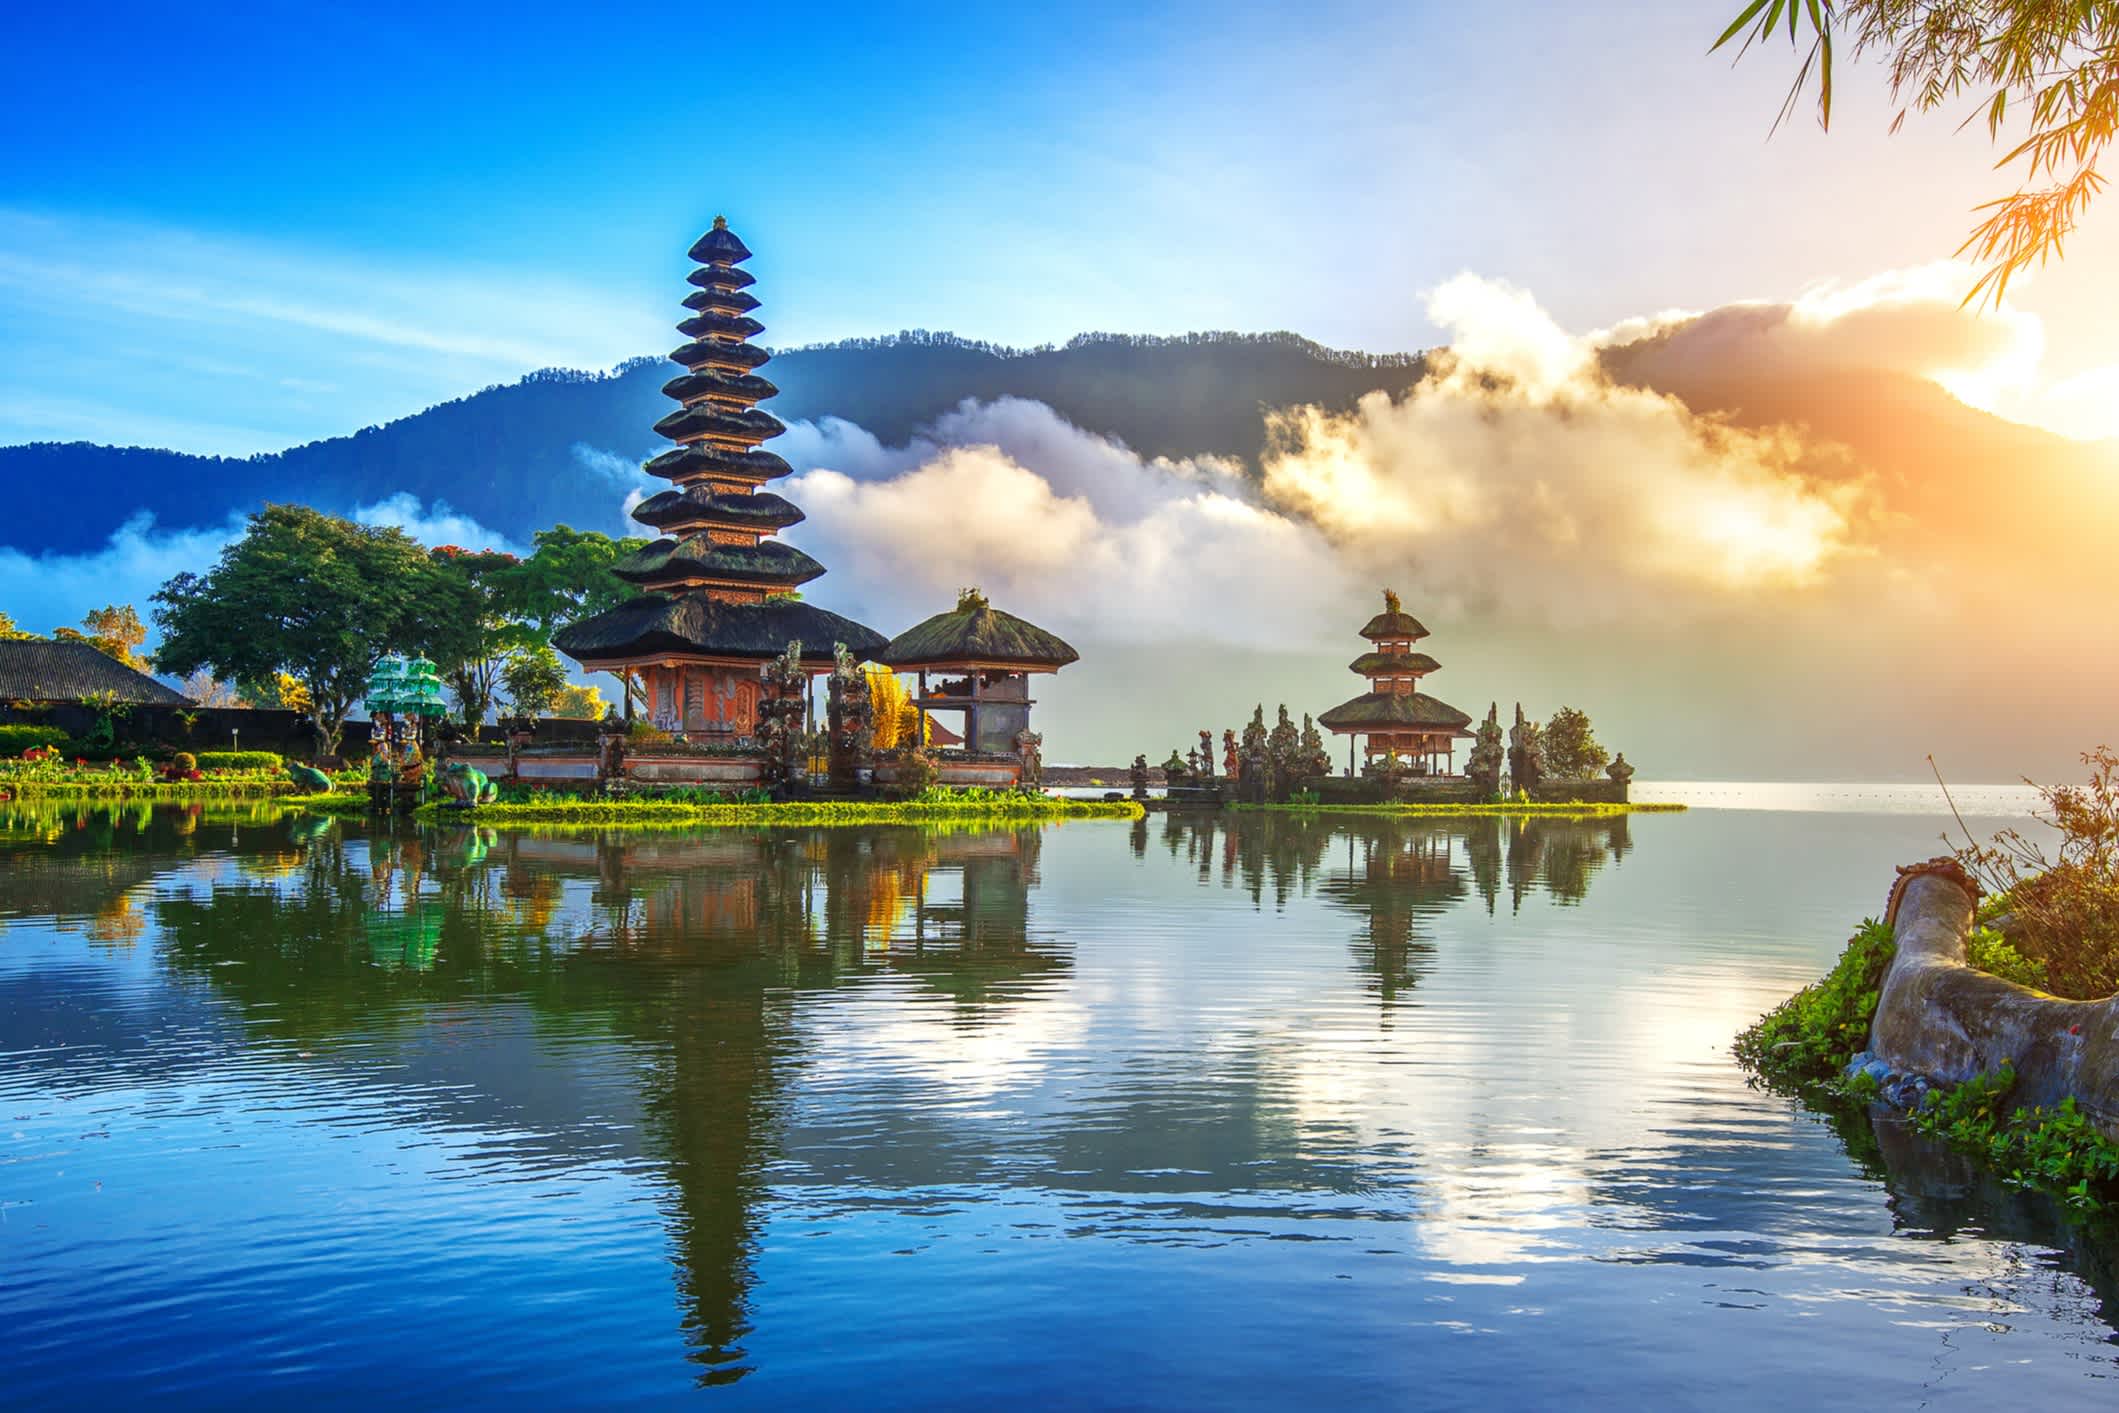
[552,682,608,720]
[501,646,570,719]
[152,504,469,753]
[428,546,525,732]
[177,668,243,708]
[491,525,646,638]
[1539,706,1609,781]
[0,611,38,641]
[1715,1,2116,303]
[78,604,149,671]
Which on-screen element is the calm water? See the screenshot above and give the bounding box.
[3,795,2113,1409]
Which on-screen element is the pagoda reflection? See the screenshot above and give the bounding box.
[96,811,1062,1387]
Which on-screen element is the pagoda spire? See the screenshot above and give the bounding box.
[616,216,816,601]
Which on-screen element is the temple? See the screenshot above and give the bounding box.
[1316,589,1473,775]
[554,217,884,733]
[881,588,1077,764]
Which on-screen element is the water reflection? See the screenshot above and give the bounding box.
[3,803,2116,1404]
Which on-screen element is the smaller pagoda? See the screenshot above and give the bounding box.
[1317,590,1473,775]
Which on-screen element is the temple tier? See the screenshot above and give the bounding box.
[554,216,884,735]
[1316,588,1473,775]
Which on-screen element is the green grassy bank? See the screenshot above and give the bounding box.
[408,796,1145,827]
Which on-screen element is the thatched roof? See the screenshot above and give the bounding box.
[662,370,777,405]
[1317,690,1471,733]
[613,536,825,589]
[880,588,1080,670]
[675,311,765,342]
[1358,587,1428,641]
[682,288,761,316]
[554,593,885,664]
[1349,651,1440,677]
[687,263,755,291]
[670,337,771,372]
[644,444,792,484]
[687,217,754,265]
[630,488,805,533]
[0,640,190,705]
[651,403,784,446]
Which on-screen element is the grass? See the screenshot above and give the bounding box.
[1231,800,1685,818]
[1888,1064,2119,1217]
[410,794,1144,827]
[6,779,302,800]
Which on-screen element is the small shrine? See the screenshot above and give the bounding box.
[363,654,449,810]
[553,217,885,736]
[1316,590,1473,775]
[879,588,1077,786]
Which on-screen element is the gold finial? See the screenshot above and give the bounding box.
[1383,587,1401,615]
[712,214,728,230]
[957,586,989,613]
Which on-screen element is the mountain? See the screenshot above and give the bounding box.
[0,332,1428,555]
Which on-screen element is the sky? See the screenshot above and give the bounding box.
[3,0,2116,780]
[3,0,2117,455]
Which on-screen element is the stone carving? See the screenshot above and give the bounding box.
[1605,752,1635,786]
[1266,705,1300,801]
[1467,702,1505,797]
[1222,729,1239,780]
[597,707,626,781]
[440,759,500,806]
[1298,713,1330,783]
[1129,753,1150,801]
[1197,730,1216,780]
[757,640,810,790]
[1014,728,1044,788]
[1508,702,1542,795]
[825,642,871,787]
[287,762,333,794]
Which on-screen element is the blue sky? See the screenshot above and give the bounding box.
[3,0,2116,454]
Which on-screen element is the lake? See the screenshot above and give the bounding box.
[3,791,2113,1408]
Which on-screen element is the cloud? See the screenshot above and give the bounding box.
[0,497,521,649]
[784,399,1351,647]
[1256,275,1874,620]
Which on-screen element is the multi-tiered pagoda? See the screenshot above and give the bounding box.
[555,218,884,735]
[1317,589,1473,775]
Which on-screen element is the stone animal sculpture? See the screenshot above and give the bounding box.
[1866,857,2119,1135]
[440,759,499,806]
[287,762,333,793]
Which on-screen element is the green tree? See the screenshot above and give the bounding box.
[1715,1,2116,303]
[551,682,608,720]
[492,525,647,638]
[500,645,570,719]
[428,546,525,733]
[0,611,38,641]
[152,504,471,753]
[1539,706,1609,781]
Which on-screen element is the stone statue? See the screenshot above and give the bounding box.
[1467,702,1505,797]
[440,759,500,806]
[1298,713,1330,783]
[1606,752,1635,785]
[825,641,870,787]
[1222,729,1238,779]
[1508,702,1542,795]
[1130,753,1150,801]
[757,640,810,790]
[1197,730,1216,780]
[1014,728,1043,788]
[597,707,626,781]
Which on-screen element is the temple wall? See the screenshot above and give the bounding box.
[1526,779,1630,805]
[626,755,765,787]
[874,756,1022,790]
[1870,872,2119,1137]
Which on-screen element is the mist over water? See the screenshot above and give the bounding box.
[2,801,2113,1406]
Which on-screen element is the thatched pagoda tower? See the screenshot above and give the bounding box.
[881,588,1077,755]
[1317,589,1473,775]
[554,218,883,734]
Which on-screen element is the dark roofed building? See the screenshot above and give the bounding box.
[0,640,191,706]
[552,216,884,737]
[1317,589,1471,775]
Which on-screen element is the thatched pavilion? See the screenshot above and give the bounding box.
[1317,589,1473,775]
[880,589,1078,755]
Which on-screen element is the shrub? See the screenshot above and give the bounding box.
[196,750,285,772]
[0,723,70,755]
[1733,918,1896,1090]
[1964,926,2050,991]
[1911,1064,2119,1215]
[1953,746,2119,999]
[893,747,938,795]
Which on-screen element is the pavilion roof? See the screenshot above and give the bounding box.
[1358,610,1429,641]
[554,593,886,665]
[0,640,190,706]
[880,589,1080,670]
[687,217,754,265]
[1349,651,1440,677]
[1316,690,1472,734]
[630,488,805,533]
[613,536,825,589]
